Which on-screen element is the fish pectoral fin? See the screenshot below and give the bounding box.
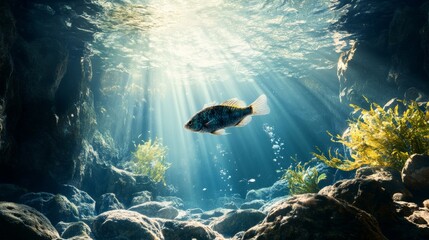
[204,119,216,127]
[211,129,228,135]
[236,116,252,127]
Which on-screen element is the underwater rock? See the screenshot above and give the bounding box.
[200,208,230,220]
[0,201,60,240]
[20,192,79,225]
[355,166,413,199]
[56,221,93,239]
[0,183,28,202]
[394,201,419,218]
[130,191,153,206]
[268,179,289,199]
[231,231,245,240]
[240,200,265,210]
[91,130,119,163]
[160,219,224,240]
[92,209,164,240]
[81,163,157,206]
[337,42,393,105]
[155,196,184,209]
[424,199,429,209]
[319,178,399,238]
[128,201,179,219]
[242,194,387,240]
[96,193,124,214]
[245,188,270,202]
[259,196,289,213]
[210,209,265,237]
[402,154,429,197]
[223,202,238,210]
[406,209,429,226]
[244,180,288,203]
[57,184,96,219]
[187,208,204,214]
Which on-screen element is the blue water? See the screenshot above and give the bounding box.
[81,0,356,205]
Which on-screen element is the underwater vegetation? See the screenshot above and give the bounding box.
[129,138,170,185]
[314,98,429,171]
[282,160,327,195]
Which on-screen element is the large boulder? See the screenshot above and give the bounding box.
[128,201,179,219]
[242,194,387,240]
[81,163,158,205]
[210,209,265,237]
[319,178,397,221]
[56,221,93,239]
[240,200,265,210]
[0,201,60,240]
[319,178,400,238]
[57,184,95,219]
[92,210,164,240]
[245,179,288,202]
[355,167,412,199]
[160,219,224,240]
[402,154,429,198]
[130,191,152,206]
[96,193,124,214]
[19,192,79,225]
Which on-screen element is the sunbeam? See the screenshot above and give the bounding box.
[92,0,350,205]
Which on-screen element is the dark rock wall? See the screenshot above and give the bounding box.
[332,0,429,105]
[0,0,101,190]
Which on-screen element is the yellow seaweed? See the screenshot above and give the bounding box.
[131,138,170,185]
[314,99,429,171]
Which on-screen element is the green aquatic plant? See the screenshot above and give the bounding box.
[314,98,429,171]
[282,161,327,195]
[131,138,170,185]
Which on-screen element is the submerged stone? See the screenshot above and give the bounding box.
[56,221,93,239]
[92,209,164,240]
[128,201,179,219]
[210,209,265,237]
[356,166,412,199]
[57,184,96,219]
[160,219,224,240]
[402,154,429,197]
[242,194,387,240]
[130,190,153,206]
[96,193,124,214]
[0,202,60,240]
[20,192,79,225]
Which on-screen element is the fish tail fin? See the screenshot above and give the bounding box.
[250,94,270,115]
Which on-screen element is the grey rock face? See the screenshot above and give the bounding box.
[0,202,60,240]
[242,194,387,240]
[92,210,164,240]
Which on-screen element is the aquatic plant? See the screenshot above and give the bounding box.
[282,161,326,195]
[314,98,429,171]
[131,138,170,185]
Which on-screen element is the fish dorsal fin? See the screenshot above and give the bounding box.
[236,116,252,127]
[203,101,217,109]
[220,98,246,108]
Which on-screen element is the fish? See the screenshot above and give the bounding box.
[184,94,270,135]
